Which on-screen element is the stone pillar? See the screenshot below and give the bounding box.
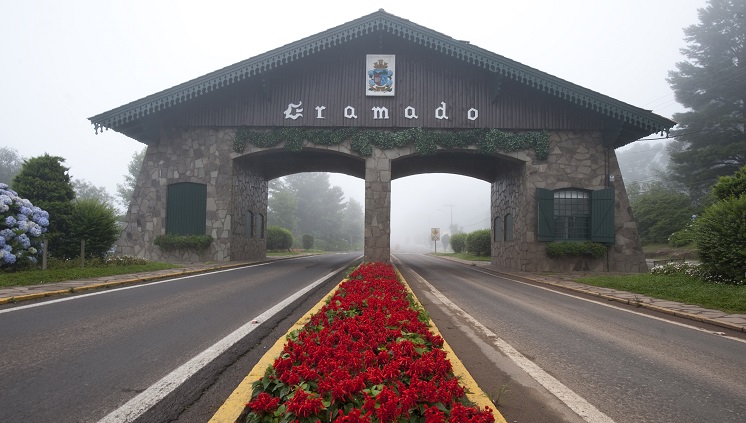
[364,154,391,262]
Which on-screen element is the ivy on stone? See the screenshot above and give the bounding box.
[233,127,550,160]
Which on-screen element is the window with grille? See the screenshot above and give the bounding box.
[537,187,615,243]
[553,190,589,240]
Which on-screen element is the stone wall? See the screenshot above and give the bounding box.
[490,130,647,272]
[117,127,646,272]
[117,127,236,263]
[230,164,268,261]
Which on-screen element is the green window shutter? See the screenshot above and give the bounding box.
[536,188,554,241]
[494,216,502,242]
[591,188,615,244]
[166,183,207,235]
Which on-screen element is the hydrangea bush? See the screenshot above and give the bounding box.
[0,183,49,269]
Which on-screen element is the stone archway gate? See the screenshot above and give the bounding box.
[90,10,674,272]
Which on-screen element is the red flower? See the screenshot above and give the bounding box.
[243,262,496,423]
[246,392,280,414]
[334,408,372,423]
[286,388,325,418]
[425,405,447,423]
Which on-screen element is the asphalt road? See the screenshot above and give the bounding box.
[0,253,359,423]
[394,254,746,423]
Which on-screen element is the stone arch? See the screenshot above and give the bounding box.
[230,146,367,261]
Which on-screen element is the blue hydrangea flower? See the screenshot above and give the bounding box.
[18,234,30,249]
[2,250,16,265]
[5,215,17,227]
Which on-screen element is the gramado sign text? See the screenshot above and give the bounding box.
[283,101,480,122]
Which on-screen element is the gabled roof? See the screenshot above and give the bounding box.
[89,9,675,142]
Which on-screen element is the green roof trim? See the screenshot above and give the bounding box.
[89,9,675,138]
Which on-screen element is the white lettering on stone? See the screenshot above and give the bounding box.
[404,106,418,119]
[435,102,448,120]
[344,106,358,119]
[315,106,326,119]
[283,101,303,120]
[467,108,479,121]
[371,107,390,120]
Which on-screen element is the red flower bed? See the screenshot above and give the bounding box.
[245,262,495,423]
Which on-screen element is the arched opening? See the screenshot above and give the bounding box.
[232,149,366,257]
[391,174,491,253]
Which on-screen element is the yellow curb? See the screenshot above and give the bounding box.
[209,279,346,423]
[210,267,507,423]
[394,267,508,423]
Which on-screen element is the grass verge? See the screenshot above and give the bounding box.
[432,252,491,262]
[0,262,181,288]
[577,273,746,314]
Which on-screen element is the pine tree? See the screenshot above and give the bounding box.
[12,154,77,259]
[666,0,746,203]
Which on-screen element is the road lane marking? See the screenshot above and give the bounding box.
[97,262,352,423]
[0,255,335,315]
[401,263,616,423]
[462,264,746,345]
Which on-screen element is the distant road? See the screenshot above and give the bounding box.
[0,253,358,423]
[395,254,746,423]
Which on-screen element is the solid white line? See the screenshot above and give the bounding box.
[98,263,350,423]
[460,262,746,345]
[402,264,615,423]
[0,256,315,315]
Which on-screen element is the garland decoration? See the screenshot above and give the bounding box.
[233,127,550,160]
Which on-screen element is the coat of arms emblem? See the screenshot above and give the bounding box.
[366,55,395,96]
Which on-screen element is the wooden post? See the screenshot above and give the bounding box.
[42,238,48,270]
[80,239,85,268]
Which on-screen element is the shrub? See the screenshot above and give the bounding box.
[69,198,120,259]
[440,233,450,252]
[668,224,696,247]
[465,229,491,256]
[546,241,607,259]
[302,234,314,250]
[267,226,293,250]
[712,165,746,200]
[0,183,49,269]
[450,233,467,253]
[154,234,213,251]
[694,195,746,284]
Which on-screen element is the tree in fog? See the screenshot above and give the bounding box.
[268,173,360,250]
[340,198,364,248]
[268,179,298,233]
[666,0,746,203]
[630,182,698,244]
[0,147,24,185]
[73,179,115,207]
[116,147,146,209]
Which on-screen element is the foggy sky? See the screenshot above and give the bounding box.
[1,0,708,247]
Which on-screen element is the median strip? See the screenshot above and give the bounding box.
[211,262,506,423]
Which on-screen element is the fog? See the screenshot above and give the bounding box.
[329,173,491,252]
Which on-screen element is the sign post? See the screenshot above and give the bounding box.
[431,228,440,253]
